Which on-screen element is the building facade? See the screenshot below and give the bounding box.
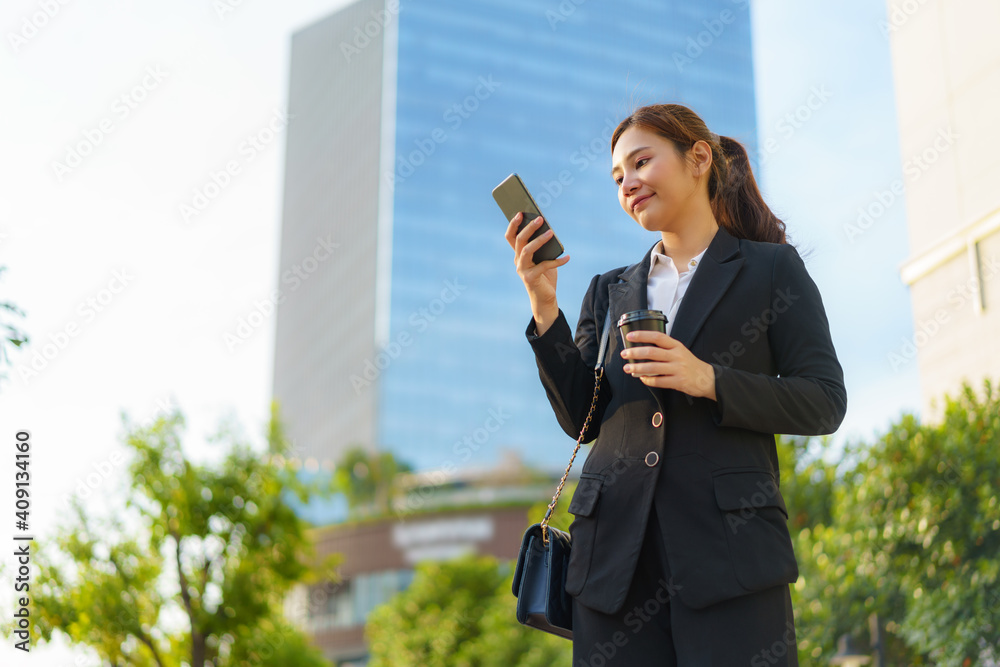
[887,0,1000,421]
[271,0,763,475]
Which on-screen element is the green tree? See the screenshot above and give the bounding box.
[776,432,877,661]
[333,445,413,518]
[365,486,576,666]
[776,433,838,533]
[790,378,1000,665]
[365,555,574,667]
[13,401,337,666]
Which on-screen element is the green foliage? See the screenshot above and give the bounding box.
[28,514,168,666]
[365,554,572,667]
[12,401,336,667]
[333,445,413,518]
[225,616,332,667]
[789,378,1000,665]
[365,483,576,666]
[775,433,838,533]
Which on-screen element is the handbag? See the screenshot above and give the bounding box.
[511,307,614,640]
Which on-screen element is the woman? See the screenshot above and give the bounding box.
[504,104,847,665]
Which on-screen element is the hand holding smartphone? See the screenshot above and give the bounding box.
[495,172,568,336]
[492,173,565,265]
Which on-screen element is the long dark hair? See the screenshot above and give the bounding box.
[611,103,788,245]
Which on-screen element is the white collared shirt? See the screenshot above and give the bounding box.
[646,240,709,336]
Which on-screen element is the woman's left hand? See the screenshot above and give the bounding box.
[620,330,717,400]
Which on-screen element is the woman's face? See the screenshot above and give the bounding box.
[610,126,705,233]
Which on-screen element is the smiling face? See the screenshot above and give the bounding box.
[610,126,709,233]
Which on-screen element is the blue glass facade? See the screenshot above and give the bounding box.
[378,0,759,473]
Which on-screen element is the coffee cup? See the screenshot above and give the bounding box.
[618,310,667,373]
[618,309,668,345]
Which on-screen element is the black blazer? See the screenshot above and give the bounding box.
[525,224,847,615]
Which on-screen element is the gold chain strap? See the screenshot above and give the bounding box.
[540,367,604,546]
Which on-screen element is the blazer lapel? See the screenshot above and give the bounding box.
[607,241,657,338]
[605,226,745,408]
[608,225,744,351]
[669,225,744,350]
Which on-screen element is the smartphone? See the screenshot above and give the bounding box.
[492,173,565,264]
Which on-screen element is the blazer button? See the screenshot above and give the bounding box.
[645,452,659,467]
[651,412,663,427]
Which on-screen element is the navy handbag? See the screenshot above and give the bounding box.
[511,308,613,640]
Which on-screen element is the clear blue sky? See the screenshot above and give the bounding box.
[0,1,917,663]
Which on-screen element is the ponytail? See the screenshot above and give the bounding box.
[611,104,788,245]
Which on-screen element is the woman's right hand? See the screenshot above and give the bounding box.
[504,212,571,336]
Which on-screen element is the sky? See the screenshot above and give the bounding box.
[0,1,918,664]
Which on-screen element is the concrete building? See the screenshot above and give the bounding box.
[887,0,1000,421]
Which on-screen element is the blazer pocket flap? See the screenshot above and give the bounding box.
[713,469,787,517]
[567,474,604,517]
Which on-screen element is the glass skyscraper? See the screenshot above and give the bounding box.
[273,0,760,477]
